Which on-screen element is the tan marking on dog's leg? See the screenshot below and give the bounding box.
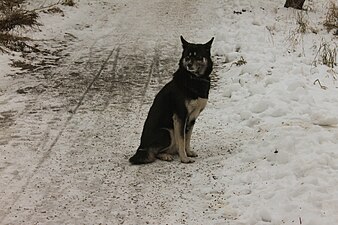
[184,98,207,158]
[185,127,198,157]
[164,128,177,155]
[173,114,194,163]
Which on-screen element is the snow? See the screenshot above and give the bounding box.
[1,0,338,224]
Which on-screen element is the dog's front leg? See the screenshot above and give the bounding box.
[185,119,198,157]
[173,114,195,163]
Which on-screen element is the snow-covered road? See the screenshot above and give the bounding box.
[1,0,338,224]
[1,0,240,224]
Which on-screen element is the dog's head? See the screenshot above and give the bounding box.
[179,36,214,77]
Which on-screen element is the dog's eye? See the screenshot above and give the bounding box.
[188,52,198,58]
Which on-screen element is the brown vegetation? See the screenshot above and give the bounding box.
[0,0,40,52]
[323,1,338,32]
[0,10,39,32]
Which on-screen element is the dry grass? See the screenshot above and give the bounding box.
[324,1,338,32]
[0,0,70,73]
[0,0,25,12]
[62,0,75,7]
[295,11,317,34]
[286,12,309,51]
[0,32,29,43]
[0,32,42,53]
[296,11,308,33]
[320,42,337,68]
[286,11,319,53]
[231,56,247,67]
[0,0,40,32]
[46,6,64,14]
[313,41,337,68]
[0,32,28,52]
[11,59,38,71]
[0,0,41,52]
[0,10,40,32]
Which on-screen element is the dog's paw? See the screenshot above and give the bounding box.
[157,153,174,161]
[187,150,198,157]
[180,157,195,163]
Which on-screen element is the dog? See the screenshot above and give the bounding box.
[129,36,214,164]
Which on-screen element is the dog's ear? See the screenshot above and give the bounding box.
[204,37,214,49]
[180,36,189,48]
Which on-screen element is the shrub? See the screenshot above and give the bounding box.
[62,0,75,7]
[0,0,40,52]
[0,9,39,32]
[323,1,338,32]
[313,41,337,68]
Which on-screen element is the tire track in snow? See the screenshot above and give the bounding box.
[102,47,120,110]
[100,44,164,224]
[70,48,116,114]
[0,48,117,224]
[136,44,160,117]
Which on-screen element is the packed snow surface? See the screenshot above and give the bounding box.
[0,0,337,224]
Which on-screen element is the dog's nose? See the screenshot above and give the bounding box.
[187,63,193,69]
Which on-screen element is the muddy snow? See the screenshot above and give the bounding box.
[1,0,338,224]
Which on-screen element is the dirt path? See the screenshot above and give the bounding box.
[0,0,247,224]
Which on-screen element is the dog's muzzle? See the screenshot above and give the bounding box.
[183,57,208,76]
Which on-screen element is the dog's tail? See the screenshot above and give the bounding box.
[129,148,156,164]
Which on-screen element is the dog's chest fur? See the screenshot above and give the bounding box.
[185,98,208,122]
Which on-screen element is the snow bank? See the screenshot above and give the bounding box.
[204,0,338,224]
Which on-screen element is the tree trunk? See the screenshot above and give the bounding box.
[284,0,305,10]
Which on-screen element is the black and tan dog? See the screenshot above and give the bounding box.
[129,36,214,164]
